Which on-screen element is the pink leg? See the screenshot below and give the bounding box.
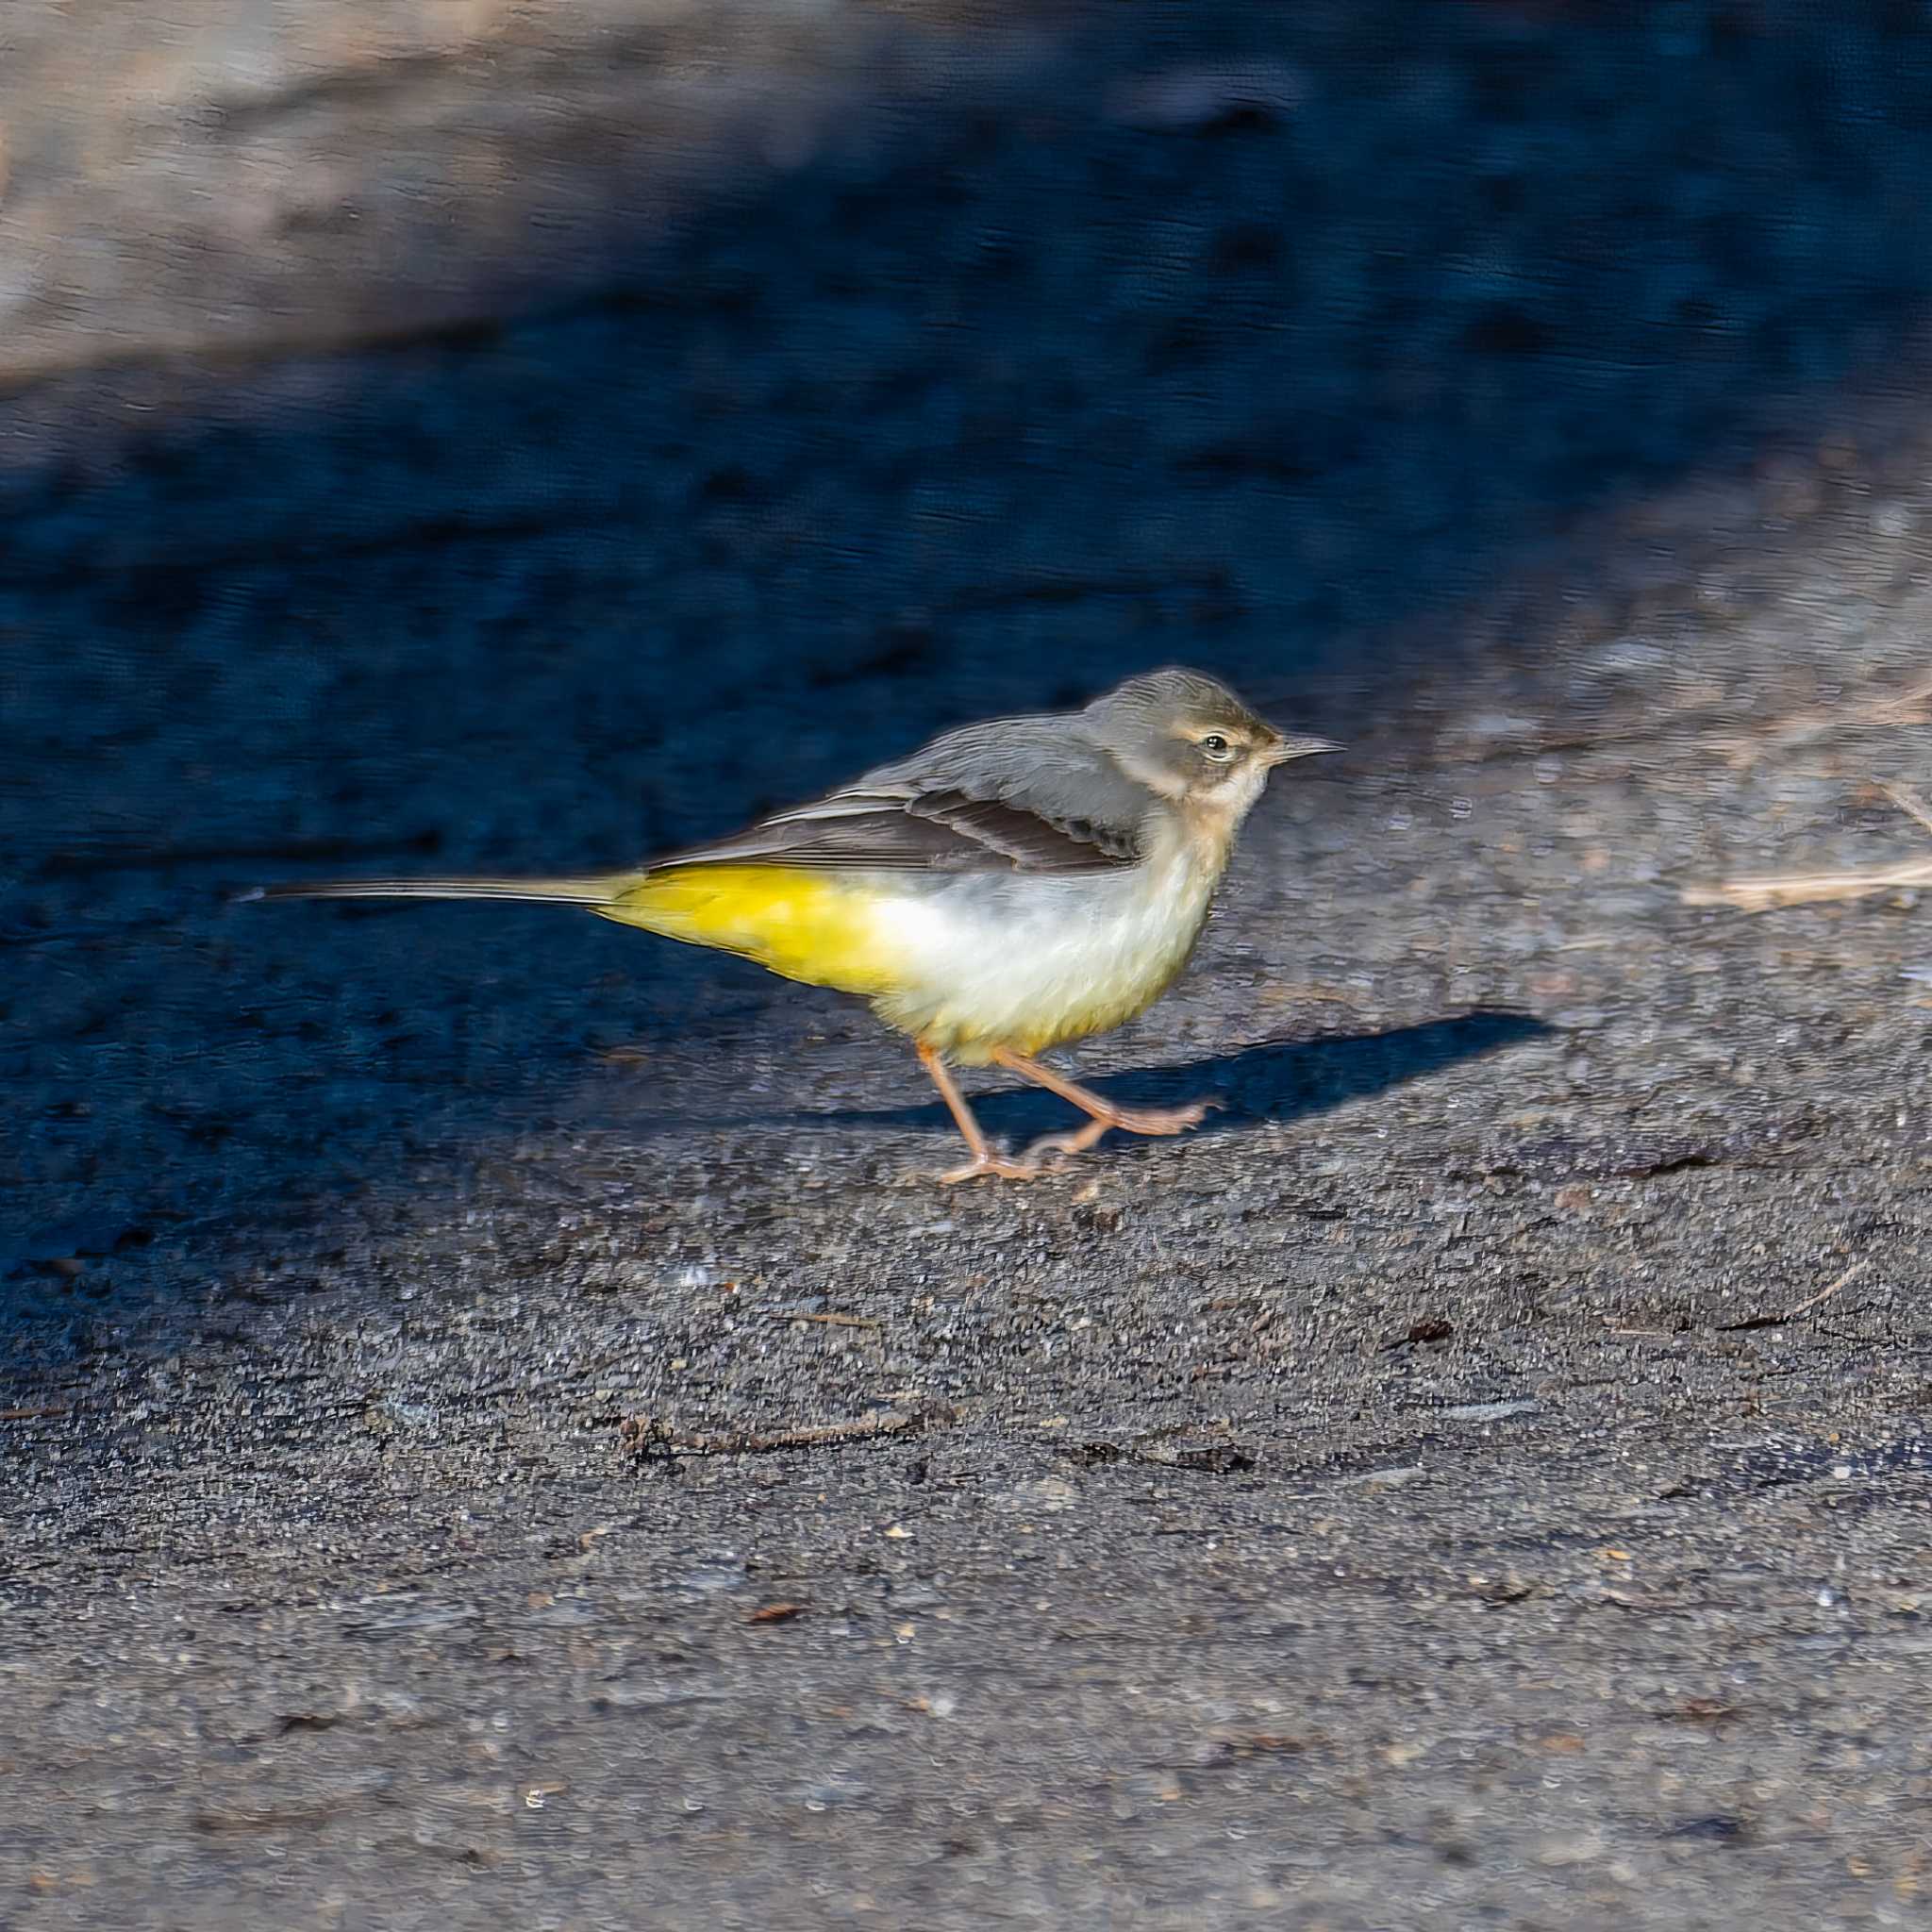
[988,1047,1211,1165]
[917,1044,1044,1183]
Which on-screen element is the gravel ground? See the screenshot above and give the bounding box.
[7,4,1932,1926]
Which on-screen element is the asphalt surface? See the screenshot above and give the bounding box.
[8,5,1932,1926]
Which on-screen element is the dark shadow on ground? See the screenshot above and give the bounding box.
[9,4,1932,737]
[682,1012,1551,1146]
[12,2,1932,1353]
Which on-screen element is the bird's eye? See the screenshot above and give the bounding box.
[1199,733,1234,761]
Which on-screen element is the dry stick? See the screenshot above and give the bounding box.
[765,1310,882,1330]
[1683,779,1932,911]
[1719,1258,1873,1333]
[1879,779,1932,838]
[620,1406,948,1457]
[1715,670,1932,771]
[1681,857,1932,912]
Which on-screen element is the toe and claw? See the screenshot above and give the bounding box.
[918,1043,1211,1184]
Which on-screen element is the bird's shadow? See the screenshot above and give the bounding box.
[670,1009,1551,1143]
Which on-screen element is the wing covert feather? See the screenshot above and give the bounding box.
[651,714,1151,874]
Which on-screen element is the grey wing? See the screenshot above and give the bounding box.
[652,716,1151,875]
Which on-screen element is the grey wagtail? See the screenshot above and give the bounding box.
[251,668,1337,1181]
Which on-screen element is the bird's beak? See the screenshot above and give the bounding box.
[1265,733,1343,766]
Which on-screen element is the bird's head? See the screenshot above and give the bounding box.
[1084,667,1339,823]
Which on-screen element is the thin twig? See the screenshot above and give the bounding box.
[619,1405,950,1458]
[765,1310,882,1330]
[1681,858,1932,912]
[1714,671,1932,771]
[1685,779,1932,910]
[1719,1258,1873,1332]
[1879,780,1932,839]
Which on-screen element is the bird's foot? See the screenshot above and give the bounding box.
[1020,1099,1212,1165]
[1105,1099,1213,1138]
[937,1151,1048,1184]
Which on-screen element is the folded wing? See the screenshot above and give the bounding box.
[655,717,1150,875]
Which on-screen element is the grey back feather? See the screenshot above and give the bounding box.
[657,714,1152,875]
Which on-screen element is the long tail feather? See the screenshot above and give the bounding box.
[237,874,630,907]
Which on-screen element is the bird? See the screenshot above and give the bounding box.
[249,667,1337,1181]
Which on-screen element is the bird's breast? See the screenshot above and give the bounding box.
[870,831,1227,1059]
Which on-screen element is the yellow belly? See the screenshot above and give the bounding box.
[595,841,1221,1062]
[594,864,909,997]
